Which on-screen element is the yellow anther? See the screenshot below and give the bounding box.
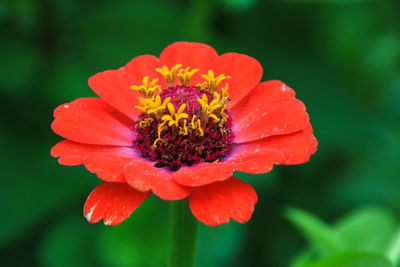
[196,81,208,91]
[198,94,222,126]
[130,76,161,98]
[201,70,226,94]
[179,119,188,135]
[177,67,199,87]
[155,64,182,87]
[161,103,188,127]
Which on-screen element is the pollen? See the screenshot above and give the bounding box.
[132,64,234,171]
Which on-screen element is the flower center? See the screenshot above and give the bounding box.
[131,64,234,171]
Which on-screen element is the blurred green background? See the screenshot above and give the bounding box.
[1,0,399,266]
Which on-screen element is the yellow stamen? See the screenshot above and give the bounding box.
[130,76,161,98]
[161,103,188,127]
[147,95,171,121]
[155,64,182,87]
[177,67,199,87]
[198,94,222,126]
[213,83,230,113]
[201,70,226,94]
[135,94,171,121]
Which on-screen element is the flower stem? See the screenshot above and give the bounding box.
[168,200,199,267]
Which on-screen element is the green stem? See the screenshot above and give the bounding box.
[168,200,199,267]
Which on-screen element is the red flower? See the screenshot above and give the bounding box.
[51,42,317,227]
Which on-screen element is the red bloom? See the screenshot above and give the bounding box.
[51,42,317,227]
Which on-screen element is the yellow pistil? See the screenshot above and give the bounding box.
[161,103,188,127]
[198,94,221,126]
[189,115,204,136]
[179,119,188,135]
[156,64,182,87]
[130,76,161,98]
[135,94,171,121]
[201,70,226,94]
[153,121,168,148]
[177,67,199,87]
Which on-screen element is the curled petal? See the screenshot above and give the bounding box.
[188,177,258,226]
[84,183,150,226]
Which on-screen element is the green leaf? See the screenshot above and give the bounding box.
[308,251,392,267]
[386,228,400,266]
[335,206,398,253]
[286,208,346,257]
[290,249,317,267]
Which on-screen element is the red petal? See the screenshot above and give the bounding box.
[239,124,318,165]
[83,183,150,226]
[172,146,281,186]
[88,69,143,120]
[51,140,124,166]
[172,161,236,187]
[83,149,140,183]
[124,160,191,201]
[231,147,284,174]
[51,98,134,146]
[159,42,218,85]
[188,177,258,226]
[232,81,310,143]
[121,54,161,84]
[212,53,263,109]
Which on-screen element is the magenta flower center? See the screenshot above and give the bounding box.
[134,85,234,171]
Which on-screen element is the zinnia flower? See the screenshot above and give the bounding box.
[51,42,317,227]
